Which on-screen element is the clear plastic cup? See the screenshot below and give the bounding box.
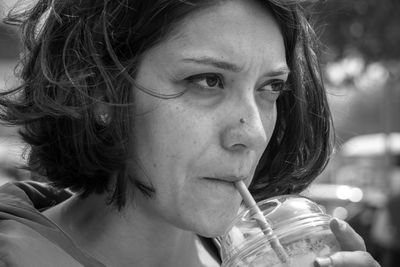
[217,195,341,267]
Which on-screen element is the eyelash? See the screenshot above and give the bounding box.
[257,80,288,102]
[185,73,288,99]
[185,73,224,93]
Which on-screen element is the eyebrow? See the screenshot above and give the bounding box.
[181,56,290,77]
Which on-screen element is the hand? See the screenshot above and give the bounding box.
[314,218,380,267]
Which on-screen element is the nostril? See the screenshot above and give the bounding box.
[231,143,247,151]
[225,143,247,152]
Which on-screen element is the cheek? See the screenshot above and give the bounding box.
[262,104,278,140]
[132,101,209,183]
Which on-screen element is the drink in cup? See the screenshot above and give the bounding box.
[217,195,340,267]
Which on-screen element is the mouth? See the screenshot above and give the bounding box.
[202,176,248,185]
[203,177,229,182]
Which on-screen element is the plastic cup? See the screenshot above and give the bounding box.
[217,195,341,267]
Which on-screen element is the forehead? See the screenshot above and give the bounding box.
[159,0,286,69]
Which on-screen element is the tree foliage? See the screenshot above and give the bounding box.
[315,0,400,62]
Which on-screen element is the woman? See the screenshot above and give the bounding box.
[0,0,379,266]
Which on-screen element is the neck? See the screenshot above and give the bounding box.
[44,191,214,267]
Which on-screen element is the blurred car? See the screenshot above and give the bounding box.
[302,183,386,220]
[302,183,385,259]
[301,133,400,261]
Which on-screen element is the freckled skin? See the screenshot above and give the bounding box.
[129,0,287,238]
[39,1,379,266]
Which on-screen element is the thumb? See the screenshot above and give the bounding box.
[330,218,366,251]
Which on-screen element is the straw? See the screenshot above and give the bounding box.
[234,180,290,265]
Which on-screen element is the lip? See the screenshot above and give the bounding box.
[202,178,236,191]
[203,176,248,184]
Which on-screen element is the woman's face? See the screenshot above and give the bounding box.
[130,0,288,237]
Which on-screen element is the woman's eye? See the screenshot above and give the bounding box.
[185,73,224,93]
[257,80,287,102]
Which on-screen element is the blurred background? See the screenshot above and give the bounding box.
[0,0,399,266]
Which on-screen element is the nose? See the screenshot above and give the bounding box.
[220,95,274,152]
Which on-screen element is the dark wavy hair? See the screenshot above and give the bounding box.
[0,0,334,208]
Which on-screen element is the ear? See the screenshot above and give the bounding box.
[93,100,112,126]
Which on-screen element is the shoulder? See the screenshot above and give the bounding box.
[0,220,83,267]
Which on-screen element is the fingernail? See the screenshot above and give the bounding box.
[314,257,333,267]
[331,218,346,231]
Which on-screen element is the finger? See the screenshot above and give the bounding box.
[330,218,366,251]
[314,251,381,267]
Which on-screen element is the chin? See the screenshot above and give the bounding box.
[196,225,228,238]
[194,209,239,238]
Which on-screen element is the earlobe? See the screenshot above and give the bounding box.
[94,101,112,126]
